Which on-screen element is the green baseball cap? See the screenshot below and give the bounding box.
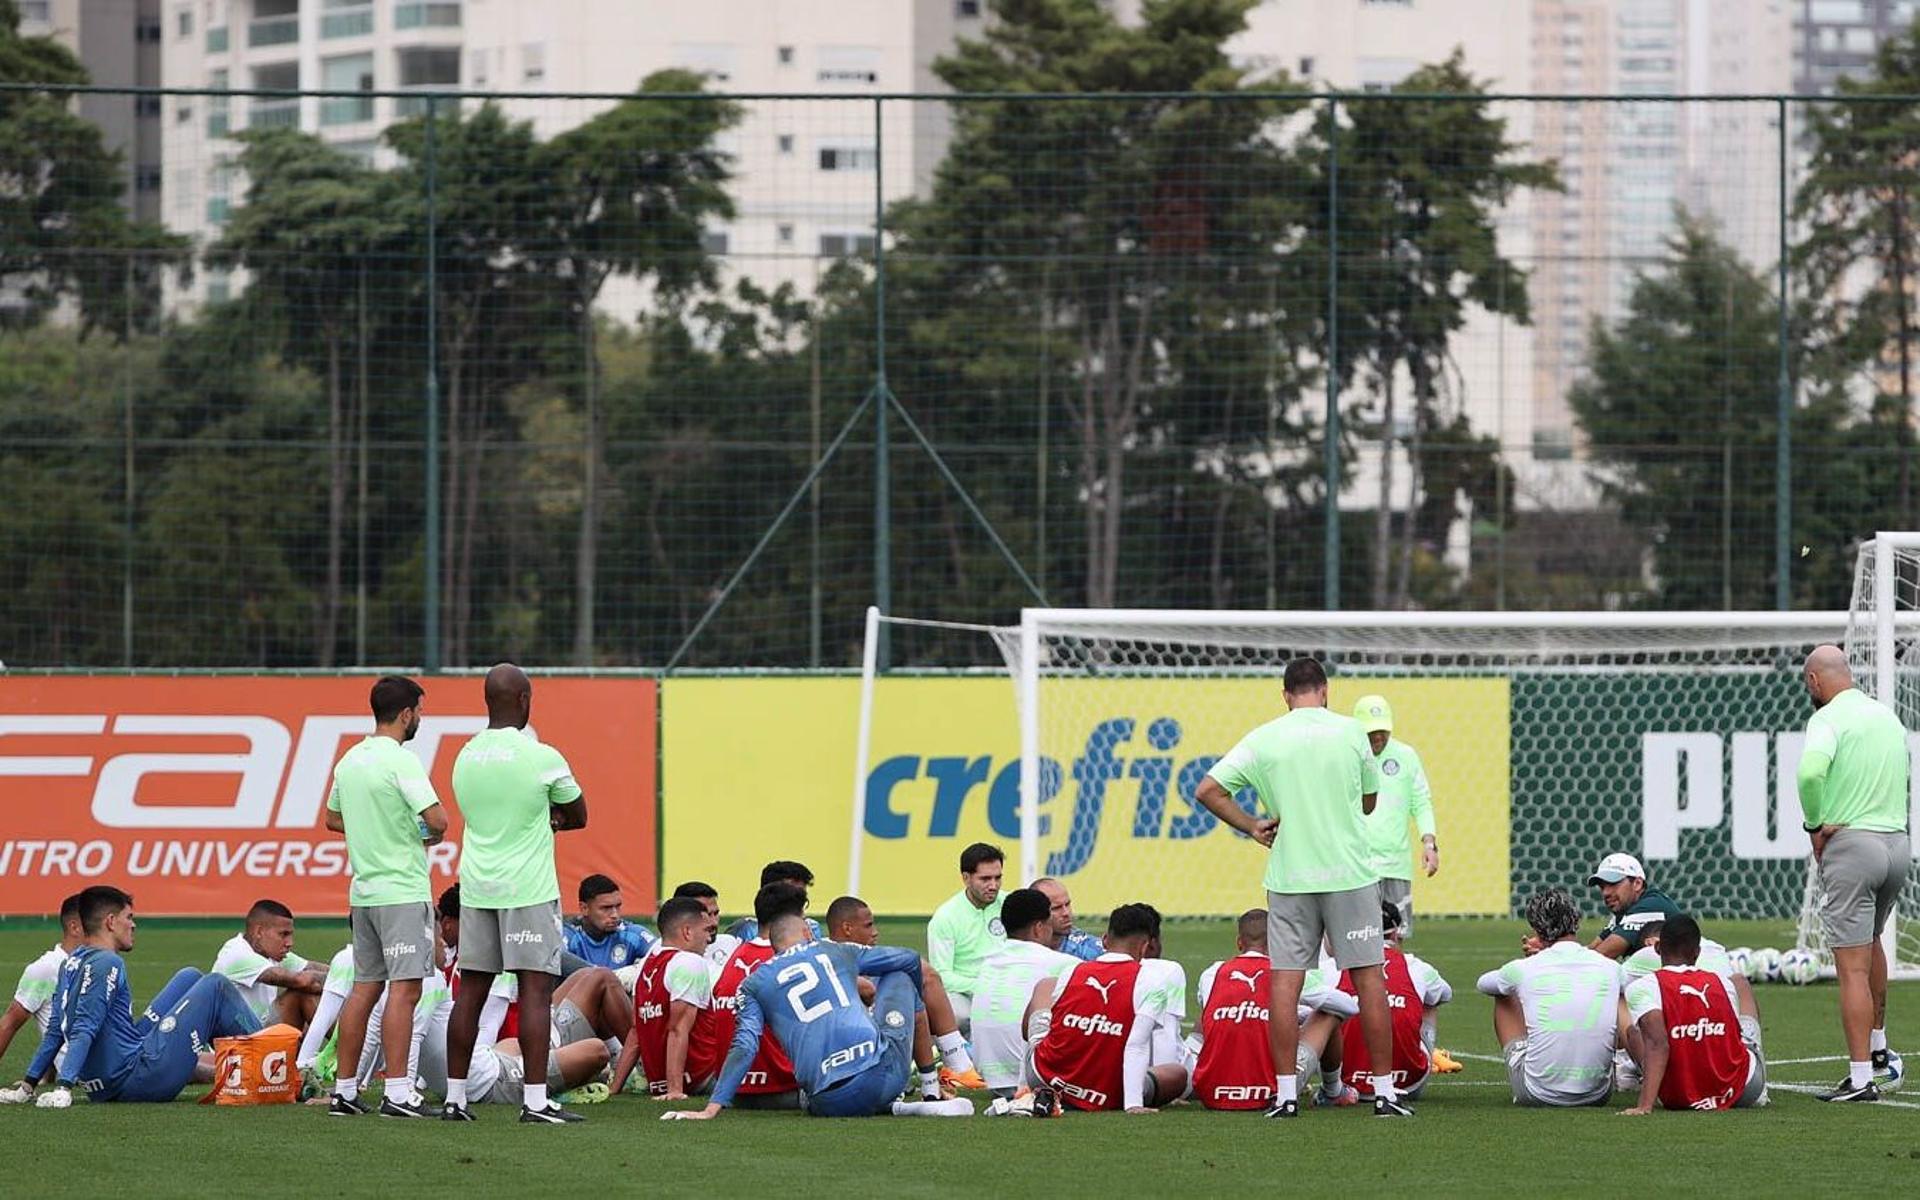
[1354,694,1393,734]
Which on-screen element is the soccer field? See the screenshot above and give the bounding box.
[1,916,1916,1198]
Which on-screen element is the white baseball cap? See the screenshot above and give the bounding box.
[1587,853,1645,886]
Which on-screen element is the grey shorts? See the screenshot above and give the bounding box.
[480,1046,567,1106]
[350,901,436,982]
[1737,1043,1768,1109]
[1818,828,1912,948]
[1377,877,1413,935]
[1268,885,1385,971]
[551,999,594,1049]
[459,900,564,975]
[1503,1037,1611,1108]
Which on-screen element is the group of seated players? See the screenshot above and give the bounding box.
[0,845,1785,1118]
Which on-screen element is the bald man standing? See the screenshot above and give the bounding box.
[1798,644,1911,1103]
[443,664,590,1124]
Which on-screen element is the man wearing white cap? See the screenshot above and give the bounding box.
[1583,854,1681,961]
[1351,695,1437,936]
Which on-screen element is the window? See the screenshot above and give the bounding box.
[322,1,375,39]
[206,25,228,53]
[176,101,194,125]
[18,1,50,23]
[468,49,490,88]
[778,46,795,65]
[250,0,298,47]
[674,43,737,84]
[778,133,794,154]
[522,42,546,83]
[818,143,877,171]
[136,166,162,193]
[1297,56,1315,77]
[207,270,231,305]
[777,223,794,244]
[176,7,193,37]
[397,46,459,113]
[251,62,299,130]
[136,94,162,117]
[819,232,876,257]
[136,17,163,43]
[208,69,230,136]
[817,45,880,85]
[396,2,463,29]
[956,0,982,16]
[322,53,375,125]
[701,230,730,255]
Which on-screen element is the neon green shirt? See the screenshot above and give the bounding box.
[926,889,1006,994]
[451,727,582,909]
[1208,706,1381,895]
[1797,688,1909,832]
[327,735,440,907]
[1365,737,1435,881]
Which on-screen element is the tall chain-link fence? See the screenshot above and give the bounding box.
[3,81,1916,669]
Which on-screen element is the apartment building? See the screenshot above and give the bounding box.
[19,0,164,223]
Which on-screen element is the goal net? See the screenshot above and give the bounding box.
[869,609,1854,930]
[1792,532,1920,977]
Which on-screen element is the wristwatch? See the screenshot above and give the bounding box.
[1802,821,1822,834]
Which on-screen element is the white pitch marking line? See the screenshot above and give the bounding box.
[1769,1082,1920,1110]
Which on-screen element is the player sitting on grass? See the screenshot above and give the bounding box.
[973,887,1080,1098]
[213,898,327,1029]
[1479,889,1621,1108]
[825,893,985,1096]
[927,843,1007,1033]
[297,940,455,1104]
[0,892,82,1068]
[664,883,972,1120]
[1,886,262,1107]
[709,894,802,1109]
[727,862,824,943]
[610,897,725,1099]
[565,874,654,971]
[1033,878,1104,961]
[1188,908,1356,1114]
[1580,854,1682,961]
[1025,903,1187,1116]
[1621,914,1767,1113]
[1336,903,1452,1102]
[669,881,731,964]
[1621,920,1760,1038]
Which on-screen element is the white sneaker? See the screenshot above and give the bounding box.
[35,1087,73,1109]
[0,1083,33,1105]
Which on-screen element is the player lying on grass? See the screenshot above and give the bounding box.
[0,893,82,1069]
[663,883,972,1120]
[825,893,985,1096]
[1023,902,1187,1116]
[1620,914,1767,1113]
[1,886,262,1107]
[610,897,725,1099]
[213,898,328,1030]
[1479,889,1621,1108]
[1335,902,1452,1102]
[973,887,1083,1098]
[1186,907,1356,1114]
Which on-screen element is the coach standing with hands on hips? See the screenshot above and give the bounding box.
[1194,658,1409,1118]
[1798,644,1911,1103]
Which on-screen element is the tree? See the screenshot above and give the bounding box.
[0,1,185,332]
[1571,213,1895,607]
[1311,51,1557,607]
[1793,26,1920,525]
[208,130,402,664]
[535,70,740,664]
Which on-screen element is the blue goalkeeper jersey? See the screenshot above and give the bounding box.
[712,940,922,1107]
[564,920,654,969]
[27,947,142,1094]
[726,916,823,943]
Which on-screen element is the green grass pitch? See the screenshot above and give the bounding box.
[1,915,1917,1197]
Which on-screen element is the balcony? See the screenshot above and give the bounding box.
[249,100,300,130]
[395,2,461,29]
[322,7,373,39]
[321,95,374,125]
[394,91,445,118]
[249,16,299,48]
[206,26,228,53]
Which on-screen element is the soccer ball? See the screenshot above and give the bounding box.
[1779,948,1820,985]
[1727,946,1752,978]
[1749,947,1783,983]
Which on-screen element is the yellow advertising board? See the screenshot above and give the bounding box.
[661,676,1509,916]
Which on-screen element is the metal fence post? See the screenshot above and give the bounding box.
[1776,96,1792,611]
[1323,95,1342,611]
[423,95,442,670]
[872,97,891,667]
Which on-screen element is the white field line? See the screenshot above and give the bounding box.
[1768,1082,1920,1110]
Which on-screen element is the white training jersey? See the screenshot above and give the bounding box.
[1196,959,1357,1024]
[973,940,1081,1090]
[706,933,743,968]
[212,934,312,1023]
[1477,940,1620,1107]
[1620,937,1739,998]
[13,944,68,1035]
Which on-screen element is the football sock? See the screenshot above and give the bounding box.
[935,1032,975,1074]
[1871,1028,1888,1054]
[446,1078,467,1108]
[920,1068,942,1100]
[891,1098,974,1117]
[524,1083,548,1110]
[336,1078,360,1102]
[605,1037,623,1063]
[1849,1061,1871,1089]
[1275,1074,1298,1103]
[1371,1073,1399,1102]
[386,1076,415,1106]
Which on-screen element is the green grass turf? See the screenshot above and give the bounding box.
[1,915,1918,1197]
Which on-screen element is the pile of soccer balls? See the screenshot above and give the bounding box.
[1728,946,1822,985]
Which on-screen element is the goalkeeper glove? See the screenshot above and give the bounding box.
[0,1080,34,1105]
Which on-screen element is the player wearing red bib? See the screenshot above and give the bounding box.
[1027,904,1186,1114]
[1621,915,1766,1114]
[1190,909,1357,1113]
[610,898,726,1099]
[710,927,802,1109]
[1336,903,1452,1101]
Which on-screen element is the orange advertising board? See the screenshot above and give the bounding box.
[0,676,656,916]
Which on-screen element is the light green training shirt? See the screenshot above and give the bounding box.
[1208,705,1381,895]
[926,889,1006,994]
[1797,688,1909,832]
[327,735,441,907]
[451,726,583,909]
[1365,737,1435,881]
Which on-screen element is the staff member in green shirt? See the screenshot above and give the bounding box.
[925,842,1006,1032]
[1798,644,1912,1103]
[1196,657,1408,1118]
[1352,694,1438,932]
